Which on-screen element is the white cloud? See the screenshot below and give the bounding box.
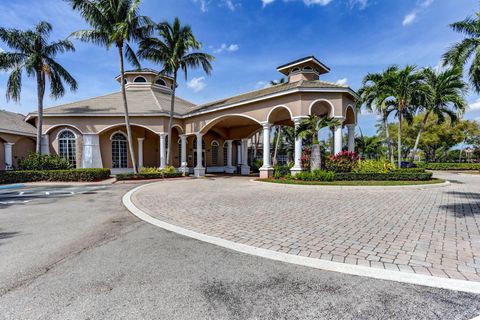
[469,98,480,111]
[402,12,417,26]
[213,43,239,53]
[403,0,433,26]
[335,78,348,86]
[302,0,332,5]
[193,0,239,12]
[187,77,207,93]
[255,81,272,89]
[262,0,275,7]
[349,0,368,9]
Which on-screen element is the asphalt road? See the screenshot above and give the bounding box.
[0,183,480,320]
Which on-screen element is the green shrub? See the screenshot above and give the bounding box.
[353,159,395,173]
[416,162,480,170]
[335,171,433,181]
[139,167,161,174]
[294,170,335,181]
[0,168,111,184]
[251,159,263,173]
[162,165,177,174]
[116,171,182,181]
[18,153,73,171]
[273,165,291,179]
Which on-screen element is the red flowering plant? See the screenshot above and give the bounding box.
[325,151,359,173]
[301,147,311,171]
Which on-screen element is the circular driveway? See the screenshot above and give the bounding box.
[130,172,480,283]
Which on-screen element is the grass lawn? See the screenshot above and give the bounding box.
[257,178,446,186]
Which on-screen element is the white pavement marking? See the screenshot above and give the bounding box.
[123,182,480,295]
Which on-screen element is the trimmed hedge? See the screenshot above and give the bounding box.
[335,171,433,181]
[417,162,480,170]
[116,172,182,181]
[0,168,111,184]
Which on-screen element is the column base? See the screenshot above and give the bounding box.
[259,167,274,179]
[194,166,206,177]
[241,165,250,176]
[179,166,189,176]
[225,166,236,174]
[290,167,303,176]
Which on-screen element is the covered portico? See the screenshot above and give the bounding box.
[29,56,358,176]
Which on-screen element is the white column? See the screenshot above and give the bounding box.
[334,125,343,155]
[137,138,144,168]
[259,123,273,178]
[4,142,14,170]
[240,138,250,175]
[291,118,304,176]
[236,142,241,166]
[159,133,166,169]
[194,133,205,177]
[81,134,103,168]
[40,134,50,155]
[179,134,188,175]
[347,124,355,152]
[225,140,235,174]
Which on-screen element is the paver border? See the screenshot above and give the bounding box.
[123,181,480,295]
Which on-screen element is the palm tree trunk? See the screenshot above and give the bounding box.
[273,126,281,165]
[383,110,394,165]
[411,112,429,162]
[397,113,402,168]
[167,71,177,166]
[118,45,137,174]
[35,70,45,154]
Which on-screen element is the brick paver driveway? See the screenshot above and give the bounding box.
[130,172,480,282]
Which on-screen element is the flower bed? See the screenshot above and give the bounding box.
[0,168,111,184]
[417,162,480,170]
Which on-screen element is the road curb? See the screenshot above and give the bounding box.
[123,182,480,295]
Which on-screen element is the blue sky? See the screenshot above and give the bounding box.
[0,0,478,135]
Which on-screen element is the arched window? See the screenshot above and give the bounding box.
[133,76,147,83]
[58,130,76,167]
[303,66,313,71]
[111,132,128,168]
[211,141,219,166]
[291,67,301,73]
[223,141,228,166]
[155,79,167,86]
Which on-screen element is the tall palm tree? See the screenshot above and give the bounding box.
[67,0,153,174]
[359,66,398,165]
[443,12,480,93]
[410,67,468,161]
[295,115,341,170]
[381,65,426,167]
[138,18,214,165]
[0,22,77,154]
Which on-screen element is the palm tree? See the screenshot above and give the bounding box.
[443,12,480,93]
[270,78,286,86]
[410,67,468,161]
[295,115,341,170]
[359,67,398,165]
[381,65,426,167]
[67,0,153,174]
[0,22,77,154]
[138,18,214,165]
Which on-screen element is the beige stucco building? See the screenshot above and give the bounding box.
[0,110,36,170]
[25,56,358,177]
